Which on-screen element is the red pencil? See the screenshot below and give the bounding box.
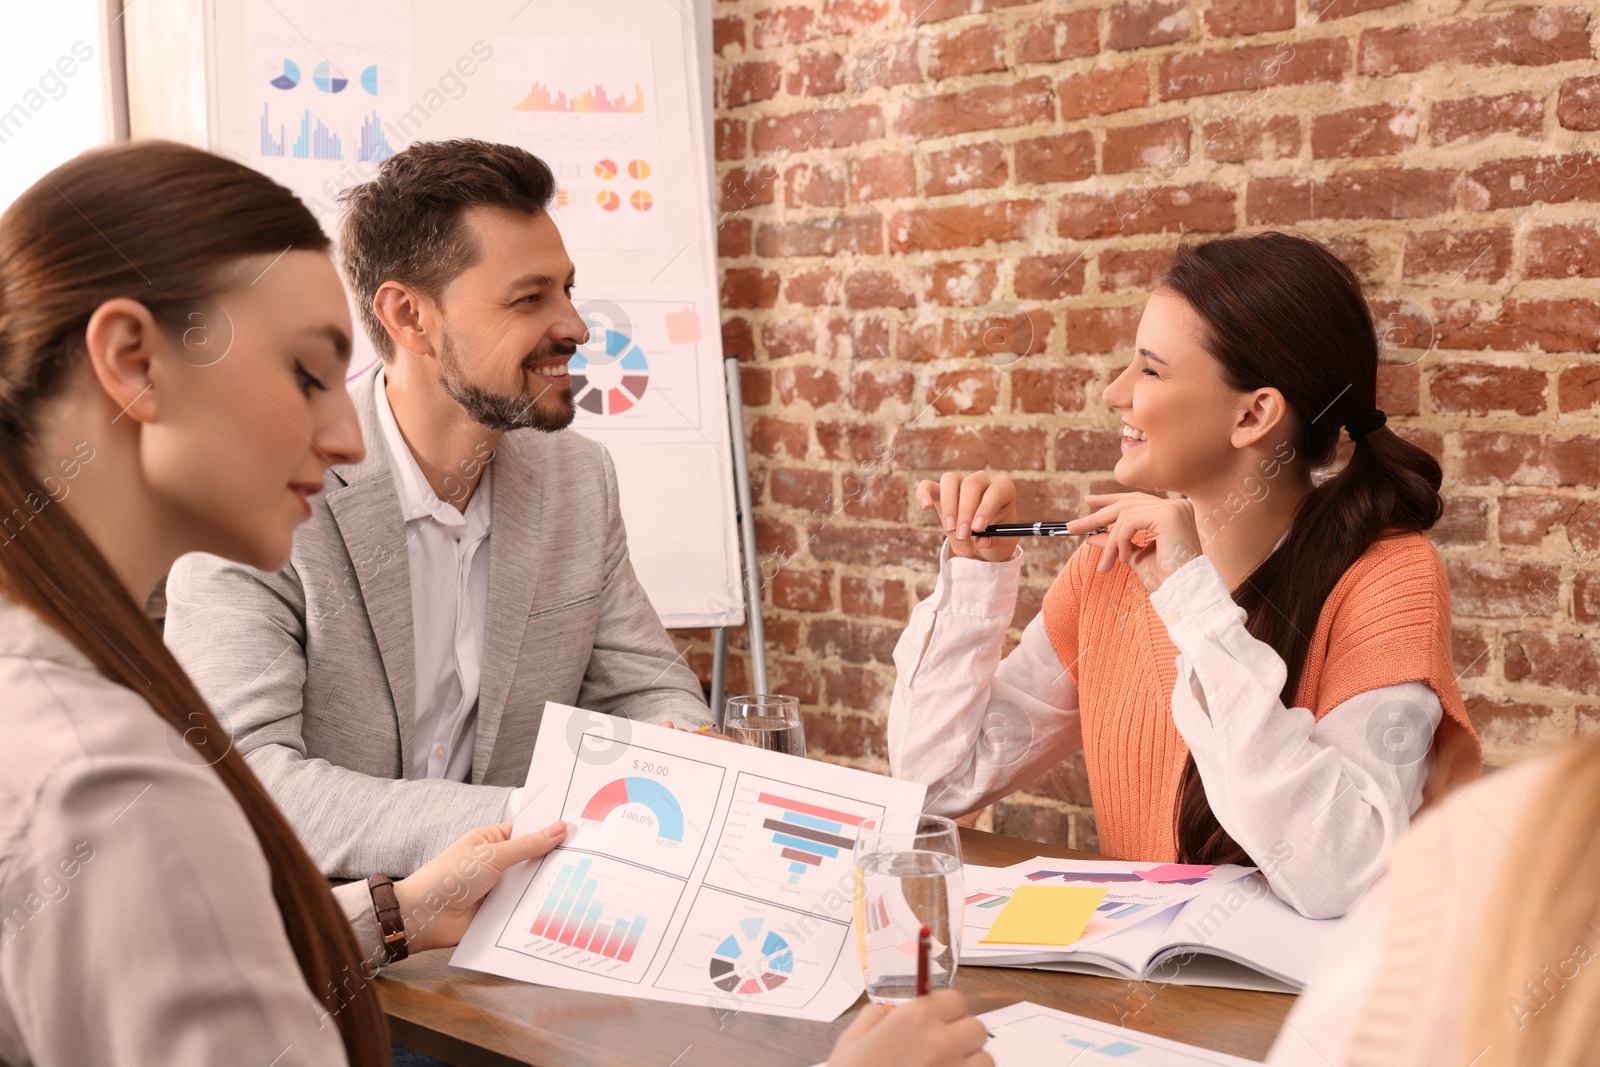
[916,924,931,996]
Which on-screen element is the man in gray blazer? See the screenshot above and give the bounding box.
[164,139,711,878]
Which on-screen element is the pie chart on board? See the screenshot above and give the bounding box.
[268,59,300,90]
[630,190,653,211]
[596,190,621,211]
[627,159,651,179]
[594,159,618,180]
[709,918,793,995]
[313,61,349,93]
[569,327,649,416]
[360,64,394,95]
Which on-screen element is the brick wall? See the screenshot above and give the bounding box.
[674,0,1600,850]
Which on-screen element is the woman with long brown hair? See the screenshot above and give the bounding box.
[889,230,1482,919]
[0,141,991,1067]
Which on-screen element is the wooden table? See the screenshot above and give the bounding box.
[378,829,1293,1065]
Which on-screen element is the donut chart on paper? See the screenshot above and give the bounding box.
[580,777,684,841]
[709,917,794,994]
[570,331,650,416]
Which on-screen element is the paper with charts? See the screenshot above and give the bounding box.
[565,288,716,434]
[451,703,927,1020]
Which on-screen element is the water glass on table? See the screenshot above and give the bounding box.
[852,813,963,1004]
[724,694,806,757]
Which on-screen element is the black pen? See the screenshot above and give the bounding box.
[975,521,1108,537]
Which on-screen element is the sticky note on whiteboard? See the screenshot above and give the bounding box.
[980,885,1106,946]
[665,306,701,344]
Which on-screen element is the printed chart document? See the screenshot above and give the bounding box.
[452,704,926,1020]
[977,1001,1262,1066]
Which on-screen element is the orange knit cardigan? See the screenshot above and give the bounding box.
[1039,532,1483,863]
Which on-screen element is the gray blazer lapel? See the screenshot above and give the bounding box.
[325,367,417,776]
[472,429,543,781]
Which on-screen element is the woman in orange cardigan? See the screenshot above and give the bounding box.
[888,231,1481,918]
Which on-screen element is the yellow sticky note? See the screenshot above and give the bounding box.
[980,884,1106,946]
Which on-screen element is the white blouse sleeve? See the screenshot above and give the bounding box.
[888,544,1082,817]
[1150,555,1441,920]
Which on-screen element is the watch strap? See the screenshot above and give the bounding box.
[367,874,409,964]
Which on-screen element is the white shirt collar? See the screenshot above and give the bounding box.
[373,366,492,534]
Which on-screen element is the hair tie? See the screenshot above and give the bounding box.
[1345,409,1387,442]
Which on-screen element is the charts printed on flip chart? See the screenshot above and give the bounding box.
[566,292,712,434]
[453,704,927,1020]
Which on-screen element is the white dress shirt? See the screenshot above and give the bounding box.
[888,544,1441,919]
[374,369,493,784]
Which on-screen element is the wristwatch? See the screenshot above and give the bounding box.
[367,874,409,964]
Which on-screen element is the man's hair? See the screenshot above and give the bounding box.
[337,138,556,358]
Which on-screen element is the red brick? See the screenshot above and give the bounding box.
[1358,9,1593,75]
[763,319,814,359]
[1015,130,1096,183]
[722,316,754,360]
[769,468,833,510]
[713,16,745,53]
[1097,248,1173,292]
[1012,367,1094,413]
[844,270,915,309]
[722,268,780,309]
[852,153,917,201]
[1108,0,1191,50]
[807,617,901,665]
[1312,103,1417,159]
[801,706,887,756]
[784,163,847,208]
[715,119,746,162]
[720,166,776,212]
[721,62,782,108]
[1430,364,1547,417]
[1505,632,1600,695]
[1058,183,1236,239]
[1525,222,1600,279]
[755,216,884,257]
[1057,66,1148,122]
[1245,169,1455,225]
[889,199,1040,252]
[1431,299,1600,354]
[1577,571,1600,624]
[718,217,752,258]
[853,368,915,410]
[816,419,886,461]
[819,667,893,721]
[740,365,772,407]
[1159,38,1349,100]
[896,311,1052,362]
[786,51,846,97]
[754,515,801,561]
[1430,93,1544,145]
[846,37,922,89]
[901,0,1036,24]
[992,801,1075,847]
[849,316,891,360]
[1068,305,1143,353]
[1569,501,1600,554]
[1376,361,1420,416]
[1445,559,1560,618]
[922,260,1000,306]
[840,577,910,621]
[1055,428,1127,471]
[841,475,907,522]
[1453,625,1490,679]
[925,141,1008,197]
[1463,154,1600,211]
[1324,237,1377,284]
[1498,494,1580,546]
[753,6,818,48]
[771,566,832,611]
[750,417,809,459]
[822,0,890,34]
[1559,75,1600,131]
[785,269,841,306]
[1314,0,1404,18]
[1206,0,1293,36]
[1430,495,1489,546]
[929,24,1005,79]
[1012,478,1083,523]
[1559,365,1600,413]
[927,368,1001,415]
[774,367,843,407]
[1015,253,1088,300]
[894,426,1048,471]
[1103,118,1191,174]
[1015,9,1100,63]
[1464,697,1563,747]
[1402,227,1512,284]
[897,78,1055,141]
[752,106,885,153]
[1200,114,1300,162]
[1457,432,1600,487]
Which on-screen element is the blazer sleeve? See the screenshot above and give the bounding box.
[164,552,509,879]
[574,447,713,728]
[0,693,352,1066]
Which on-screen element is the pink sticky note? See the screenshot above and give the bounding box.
[665,306,701,344]
[1136,863,1214,884]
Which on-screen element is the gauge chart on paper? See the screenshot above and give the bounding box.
[560,735,724,878]
[706,773,887,906]
[566,299,704,431]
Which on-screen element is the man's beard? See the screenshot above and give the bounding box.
[438,330,576,433]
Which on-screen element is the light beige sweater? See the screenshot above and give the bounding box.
[0,596,381,1066]
[1267,755,1551,1065]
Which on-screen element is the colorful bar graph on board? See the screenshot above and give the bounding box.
[528,857,649,961]
[511,80,646,113]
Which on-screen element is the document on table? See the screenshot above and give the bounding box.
[451,703,926,1021]
[978,1001,1263,1066]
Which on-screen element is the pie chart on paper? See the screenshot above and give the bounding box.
[268,59,300,90]
[708,917,793,994]
[570,328,649,416]
[312,61,349,93]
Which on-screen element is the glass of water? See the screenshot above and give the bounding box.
[724,694,806,758]
[852,813,963,1004]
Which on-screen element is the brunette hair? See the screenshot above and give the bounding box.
[0,141,388,1063]
[337,138,556,359]
[1160,231,1445,865]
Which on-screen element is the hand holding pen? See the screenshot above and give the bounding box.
[918,470,1108,564]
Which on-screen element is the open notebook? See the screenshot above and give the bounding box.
[961,859,1343,993]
